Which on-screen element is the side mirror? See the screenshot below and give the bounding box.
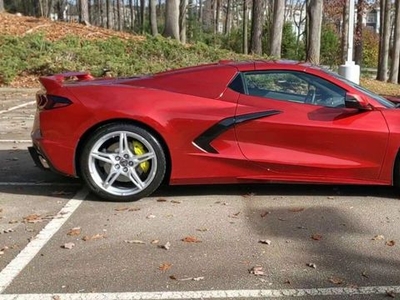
[345,93,372,110]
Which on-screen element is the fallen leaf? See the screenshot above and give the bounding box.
[306,263,317,269]
[386,240,396,247]
[67,227,81,236]
[311,234,323,241]
[258,239,272,245]
[115,207,129,211]
[196,228,209,232]
[171,200,182,204]
[157,198,168,202]
[260,211,271,218]
[182,236,202,243]
[124,240,145,244]
[61,242,75,249]
[128,207,141,211]
[229,211,241,218]
[82,234,105,241]
[372,235,385,241]
[169,275,177,280]
[146,214,156,219]
[150,239,159,244]
[328,276,344,285]
[386,291,396,298]
[284,279,291,284]
[361,271,369,278]
[327,196,335,200]
[158,241,171,250]
[23,214,42,223]
[242,192,256,198]
[159,263,172,272]
[193,276,205,281]
[8,220,18,224]
[289,208,305,212]
[52,296,61,300]
[249,266,265,276]
[278,218,286,221]
[2,228,14,233]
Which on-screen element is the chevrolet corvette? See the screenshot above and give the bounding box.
[29,60,400,201]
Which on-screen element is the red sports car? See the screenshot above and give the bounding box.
[29,60,400,201]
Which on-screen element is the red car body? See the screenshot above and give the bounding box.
[29,60,400,201]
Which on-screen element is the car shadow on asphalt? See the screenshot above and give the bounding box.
[242,203,400,289]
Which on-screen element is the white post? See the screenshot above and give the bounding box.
[338,0,361,84]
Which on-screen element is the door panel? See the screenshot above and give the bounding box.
[235,94,389,181]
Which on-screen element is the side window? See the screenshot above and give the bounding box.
[243,71,346,108]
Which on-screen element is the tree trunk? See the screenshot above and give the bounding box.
[215,0,221,33]
[390,0,400,83]
[250,0,264,55]
[163,0,180,41]
[243,0,248,54]
[129,0,135,31]
[306,0,323,64]
[377,0,391,81]
[150,0,158,35]
[80,0,90,24]
[140,0,145,33]
[270,0,285,58]
[0,0,4,13]
[224,0,232,35]
[341,0,349,64]
[106,0,113,29]
[180,0,187,43]
[116,0,122,30]
[354,0,364,66]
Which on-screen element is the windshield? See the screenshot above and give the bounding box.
[323,69,396,108]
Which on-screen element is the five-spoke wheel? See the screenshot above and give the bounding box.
[80,123,166,201]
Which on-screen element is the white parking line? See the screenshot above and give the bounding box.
[0,188,88,293]
[0,140,31,143]
[0,101,35,115]
[0,285,399,299]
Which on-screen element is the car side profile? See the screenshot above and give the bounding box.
[28,60,400,201]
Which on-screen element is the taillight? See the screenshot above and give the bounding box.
[36,94,72,110]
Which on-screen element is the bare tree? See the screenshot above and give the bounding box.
[79,0,90,24]
[164,0,180,41]
[377,0,391,81]
[243,0,249,54]
[270,0,285,58]
[390,0,400,83]
[180,0,188,43]
[354,0,364,66]
[150,0,158,35]
[306,0,323,64]
[224,0,232,35]
[106,0,113,29]
[250,0,265,55]
[140,0,145,33]
[129,0,135,31]
[0,0,4,13]
[341,0,349,64]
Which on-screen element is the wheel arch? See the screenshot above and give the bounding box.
[74,118,172,185]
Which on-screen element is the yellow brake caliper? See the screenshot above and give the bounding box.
[132,141,150,173]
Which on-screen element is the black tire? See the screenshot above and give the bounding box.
[80,123,166,202]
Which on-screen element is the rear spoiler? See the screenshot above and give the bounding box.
[39,72,94,91]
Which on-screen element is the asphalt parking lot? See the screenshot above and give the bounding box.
[0,89,399,299]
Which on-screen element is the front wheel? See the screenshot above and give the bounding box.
[80,123,166,202]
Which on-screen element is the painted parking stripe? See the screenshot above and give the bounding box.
[0,286,399,299]
[0,188,88,293]
[0,140,31,143]
[0,101,36,115]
